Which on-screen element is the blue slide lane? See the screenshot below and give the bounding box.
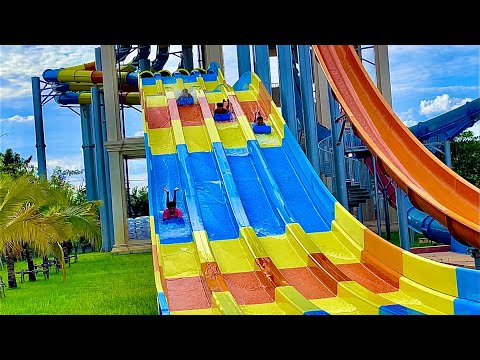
[282,127,336,226]
[151,152,192,244]
[188,151,239,241]
[225,147,285,237]
[261,145,331,233]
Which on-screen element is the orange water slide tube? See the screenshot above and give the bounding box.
[312,45,480,248]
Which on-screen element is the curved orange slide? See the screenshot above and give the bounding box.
[312,45,480,248]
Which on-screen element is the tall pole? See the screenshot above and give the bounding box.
[31,77,47,178]
[80,104,97,201]
[236,45,251,77]
[253,45,271,95]
[298,45,320,174]
[95,47,114,251]
[395,187,410,250]
[92,86,111,252]
[277,45,298,138]
[328,86,348,209]
[371,155,382,236]
[444,140,452,168]
[181,45,194,71]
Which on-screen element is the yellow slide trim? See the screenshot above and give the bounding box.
[145,94,167,107]
[171,119,186,146]
[192,230,215,264]
[286,223,321,255]
[330,221,363,262]
[160,241,200,279]
[259,233,307,268]
[210,238,256,274]
[402,251,458,298]
[308,231,358,265]
[275,286,325,314]
[212,292,245,315]
[380,288,444,315]
[183,126,212,152]
[235,114,257,142]
[204,118,221,143]
[337,281,394,315]
[398,277,454,314]
[142,84,158,97]
[334,202,366,247]
[239,227,268,268]
[146,128,175,155]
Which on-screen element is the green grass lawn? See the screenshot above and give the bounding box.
[0,251,158,315]
[382,230,439,248]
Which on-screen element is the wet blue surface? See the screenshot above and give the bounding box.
[261,147,330,233]
[226,148,285,236]
[188,152,239,240]
[151,154,192,244]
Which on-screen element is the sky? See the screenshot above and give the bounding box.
[0,45,479,190]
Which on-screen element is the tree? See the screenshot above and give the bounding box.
[0,172,101,288]
[438,130,480,187]
[129,186,149,218]
[0,174,69,288]
[0,148,35,178]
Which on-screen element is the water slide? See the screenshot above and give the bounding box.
[139,62,480,315]
[366,98,480,250]
[312,45,480,251]
[318,97,480,250]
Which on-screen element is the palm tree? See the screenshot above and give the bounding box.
[0,173,102,288]
[0,174,69,288]
[38,178,102,275]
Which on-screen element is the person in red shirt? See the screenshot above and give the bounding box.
[162,186,183,221]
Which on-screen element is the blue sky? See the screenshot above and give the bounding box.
[0,45,479,189]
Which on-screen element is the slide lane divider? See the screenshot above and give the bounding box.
[226,93,333,314]
[169,93,243,314]
[198,90,326,314]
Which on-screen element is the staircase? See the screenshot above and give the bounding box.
[346,180,371,208]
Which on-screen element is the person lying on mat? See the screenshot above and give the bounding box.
[162,186,183,220]
[214,99,230,114]
[254,111,266,125]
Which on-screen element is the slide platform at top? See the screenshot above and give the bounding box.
[138,61,480,315]
[313,45,480,249]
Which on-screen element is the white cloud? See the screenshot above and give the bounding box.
[0,114,34,123]
[419,94,472,116]
[46,156,84,172]
[134,130,144,137]
[397,108,418,125]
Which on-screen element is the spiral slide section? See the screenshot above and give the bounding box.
[139,63,480,315]
[313,45,480,250]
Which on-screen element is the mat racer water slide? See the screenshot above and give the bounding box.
[139,60,480,315]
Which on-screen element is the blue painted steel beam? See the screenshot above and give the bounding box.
[91,86,111,252]
[31,77,47,178]
[236,45,251,77]
[395,187,410,251]
[298,45,320,174]
[277,45,298,137]
[328,85,348,209]
[80,104,97,201]
[253,45,271,95]
[95,47,114,251]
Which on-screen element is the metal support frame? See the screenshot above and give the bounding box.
[31,77,47,178]
[395,187,410,250]
[328,86,349,209]
[371,155,382,236]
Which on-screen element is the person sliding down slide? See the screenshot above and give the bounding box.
[162,187,183,221]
